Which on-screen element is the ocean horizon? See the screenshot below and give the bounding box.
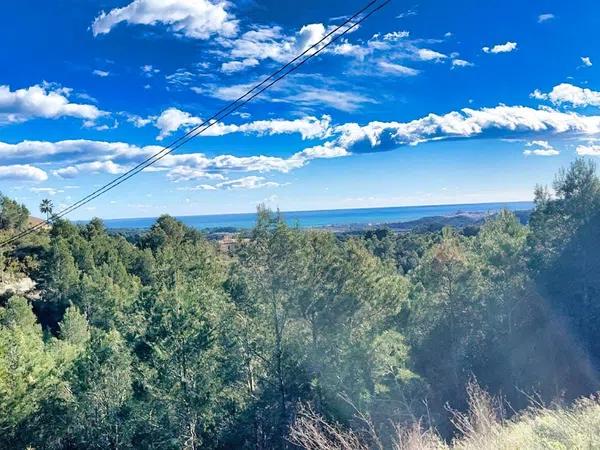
[97,201,534,230]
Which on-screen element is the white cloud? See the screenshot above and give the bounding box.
[538,13,555,23]
[30,187,64,195]
[197,76,377,112]
[169,168,227,182]
[0,139,151,162]
[149,108,333,140]
[212,176,281,190]
[183,184,218,191]
[220,23,333,70]
[332,105,600,151]
[53,161,129,178]
[141,64,160,77]
[8,101,600,184]
[416,48,447,61]
[576,144,600,156]
[396,10,417,19]
[93,69,110,77]
[329,40,372,60]
[482,41,517,54]
[283,88,377,112]
[124,113,153,128]
[154,107,203,140]
[0,164,48,181]
[531,83,600,107]
[0,84,105,125]
[382,31,410,41]
[523,140,559,156]
[377,61,420,76]
[293,144,349,160]
[165,69,196,87]
[581,56,593,67]
[451,59,474,68]
[217,23,412,72]
[92,0,238,39]
[221,58,259,74]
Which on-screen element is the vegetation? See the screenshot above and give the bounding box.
[1,159,599,449]
[289,381,600,449]
[0,192,29,231]
[39,198,54,221]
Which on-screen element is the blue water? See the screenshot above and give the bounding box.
[100,201,534,230]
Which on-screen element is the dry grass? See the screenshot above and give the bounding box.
[289,405,370,450]
[290,383,600,450]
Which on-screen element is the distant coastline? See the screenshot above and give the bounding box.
[93,201,534,232]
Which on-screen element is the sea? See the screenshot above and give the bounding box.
[99,201,534,230]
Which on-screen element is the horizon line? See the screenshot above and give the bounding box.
[75,198,535,223]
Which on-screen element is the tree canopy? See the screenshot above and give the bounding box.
[1,160,600,448]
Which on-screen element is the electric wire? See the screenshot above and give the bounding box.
[0,0,390,248]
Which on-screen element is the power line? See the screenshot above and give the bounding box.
[1,0,390,248]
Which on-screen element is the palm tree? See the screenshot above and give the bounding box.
[39,199,54,221]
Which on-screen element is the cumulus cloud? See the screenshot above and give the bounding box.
[0,84,105,125]
[53,161,129,178]
[7,102,600,184]
[576,144,600,156]
[154,108,203,140]
[531,83,600,107]
[148,108,333,140]
[0,139,152,163]
[581,56,593,67]
[218,23,436,74]
[332,105,600,152]
[482,41,517,54]
[91,0,238,39]
[0,138,335,182]
[523,140,559,156]
[0,164,48,181]
[538,13,555,23]
[219,23,333,71]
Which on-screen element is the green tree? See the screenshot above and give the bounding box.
[40,198,54,221]
[38,238,80,329]
[0,297,62,445]
[134,233,244,449]
[228,209,413,446]
[528,159,600,386]
[408,227,486,414]
[0,193,29,231]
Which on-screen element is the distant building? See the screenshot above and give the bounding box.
[218,234,248,253]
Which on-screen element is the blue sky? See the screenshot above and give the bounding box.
[1,0,599,220]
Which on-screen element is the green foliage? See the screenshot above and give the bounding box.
[528,158,600,390]
[0,192,29,231]
[40,198,54,221]
[0,297,64,444]
[0,161,599,448]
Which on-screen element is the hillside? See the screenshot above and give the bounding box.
[1,160,599,449]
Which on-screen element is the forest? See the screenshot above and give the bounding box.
[1,159,600,449]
